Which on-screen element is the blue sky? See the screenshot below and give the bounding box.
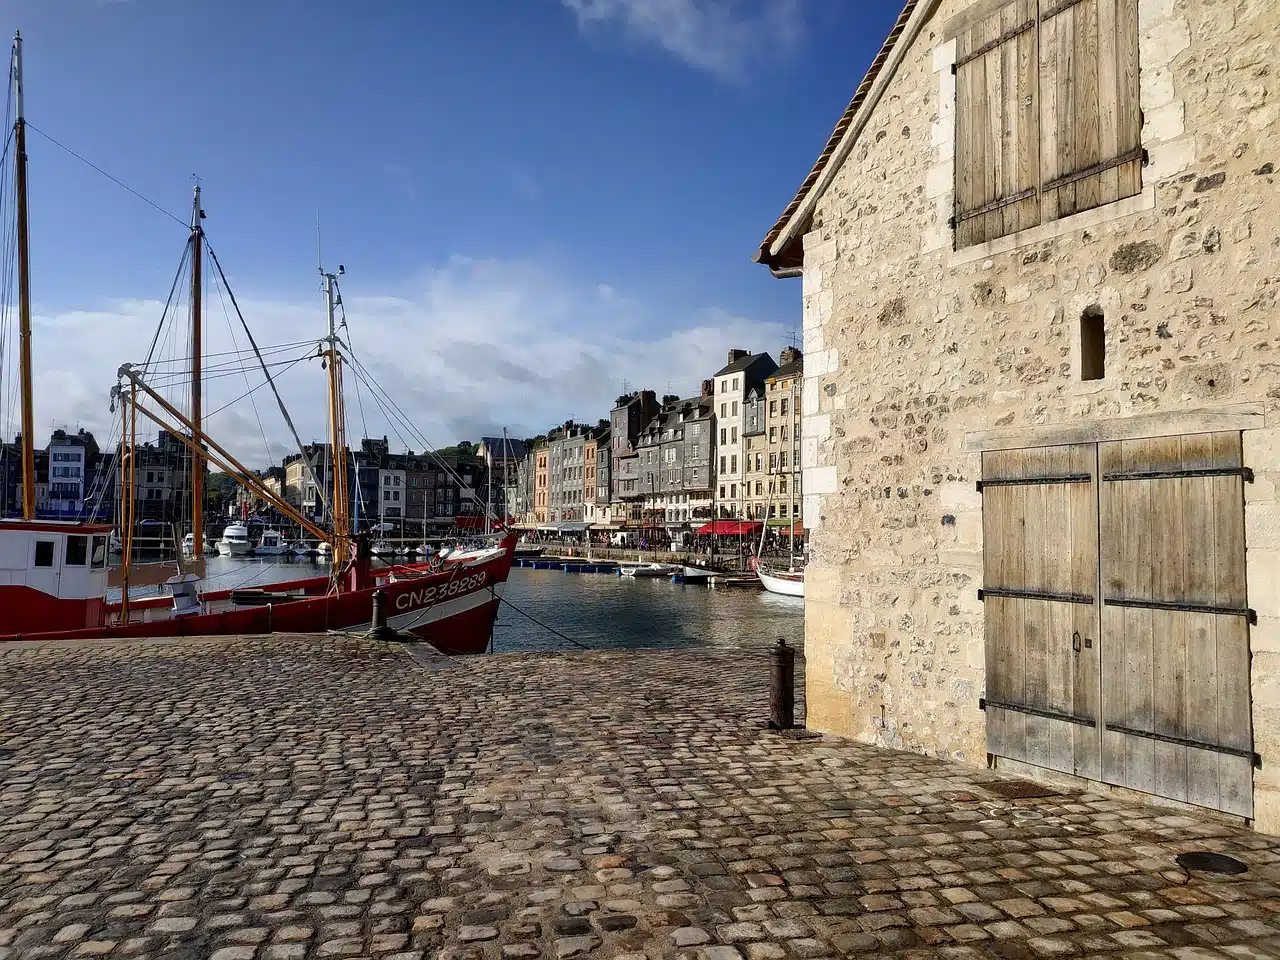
[6,0,899,463]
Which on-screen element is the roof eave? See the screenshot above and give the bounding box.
[754,0,937,274]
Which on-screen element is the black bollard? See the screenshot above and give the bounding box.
[370,589,397,642]
[770,638,795,730]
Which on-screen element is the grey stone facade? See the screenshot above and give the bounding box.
[546,423,588,525]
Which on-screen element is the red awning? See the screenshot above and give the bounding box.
[695,520,763,536]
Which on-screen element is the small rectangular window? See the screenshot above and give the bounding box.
[34,540,55,567]
[1081,307,1105,381]
[65,535,88,566]
[91,537,107,568]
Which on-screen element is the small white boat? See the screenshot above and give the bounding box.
[757,564,804,597]
[414,543,431,557]
[255,528,289,556]
[677,565,716,583]
[290,540,316,558]
[316,541,333,561]
[217,523,253,556]
[619,562,678,578]
[514,543,545,559]
[395,545,412,558]
[182,532,213,556]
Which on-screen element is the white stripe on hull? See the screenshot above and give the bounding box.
[346,582,505,634]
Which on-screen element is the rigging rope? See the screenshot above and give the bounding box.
[205,241,330,518]
[210,250,276,472]
[24,122,188,229]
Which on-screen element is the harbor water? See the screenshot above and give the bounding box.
[164,555,803,654]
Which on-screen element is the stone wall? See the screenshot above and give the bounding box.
[797,0,1279,826]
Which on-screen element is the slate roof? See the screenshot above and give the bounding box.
[770,359,804,382]
[714,352,773,377]
[479,437,528,459]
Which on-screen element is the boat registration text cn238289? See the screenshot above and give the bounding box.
[395,571,490,611]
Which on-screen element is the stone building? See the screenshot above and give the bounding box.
[378,465,406,520]
[756,0,1280,829]
[546,423,588,527]
[713,350,778,518]
[583,427,611,526]
[610,391,660,526]
[533,441,549,526]
[477,436,528,523]
[742,385,768,521]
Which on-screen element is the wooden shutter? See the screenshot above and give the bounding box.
[1039,0,1141,221]
[1098,433,1253,817]
[980,444,1099,778]
[954,0,1041,248]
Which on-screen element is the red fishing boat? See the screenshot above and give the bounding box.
[0,520,514,653]
[0,34,515,652]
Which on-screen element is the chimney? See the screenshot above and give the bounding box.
[727,348,749,365]
[700,378,714,398]
[780,346,803,366]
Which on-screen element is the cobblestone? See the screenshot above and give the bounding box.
[2,634,1280,958]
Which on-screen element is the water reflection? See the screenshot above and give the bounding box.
[122,556,804,654]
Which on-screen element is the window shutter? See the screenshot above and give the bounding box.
[954,0,1041,248]
[1039,0,1141,220]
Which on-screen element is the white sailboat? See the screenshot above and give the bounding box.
[756,564,804,597]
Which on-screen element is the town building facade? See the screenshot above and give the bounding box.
[756,0,1280,828]
[713,350,778,518]
[765,347,804,527]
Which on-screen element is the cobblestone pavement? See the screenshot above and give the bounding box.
[3,635,1280,960]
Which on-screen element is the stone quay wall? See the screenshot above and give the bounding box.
[797,0,1280,825]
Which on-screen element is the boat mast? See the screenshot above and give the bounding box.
[789,380,797,569]
[322,265,349,571]
[189,185,204,558]
[12,32,35,519]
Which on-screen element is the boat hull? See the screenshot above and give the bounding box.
[0,537,517,655]
[218,540,253,556]
[618,563,675,578]
[757,567,805,597]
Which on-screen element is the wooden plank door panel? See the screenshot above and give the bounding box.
[982,443,1099,777]
[1098,432,1253,817]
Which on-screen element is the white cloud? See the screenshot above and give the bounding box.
[14,257,787,469]
[561,0,803,78]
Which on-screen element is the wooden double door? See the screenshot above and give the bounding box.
[981,432,1255,816]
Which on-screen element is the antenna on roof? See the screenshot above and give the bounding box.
[784,330,800,349]
[621,378,631,394]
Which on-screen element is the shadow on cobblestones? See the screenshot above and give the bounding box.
[2,634,1279,959]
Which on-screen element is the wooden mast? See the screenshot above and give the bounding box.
[189,186,204,558]
[12,32,35,519]
[322,266,349,572]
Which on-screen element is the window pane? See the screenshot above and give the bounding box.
[34,540,55,567]
[66,535,88,566]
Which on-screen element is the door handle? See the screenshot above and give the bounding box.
[1072,630,1081,653]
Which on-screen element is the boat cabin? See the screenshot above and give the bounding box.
[0,520,112,634]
